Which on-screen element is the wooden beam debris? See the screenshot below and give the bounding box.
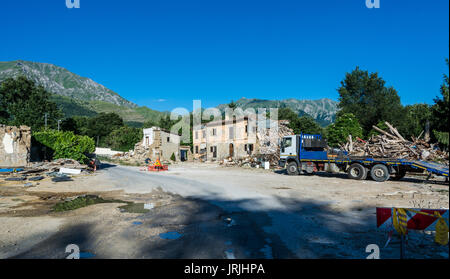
[343,124,448,164]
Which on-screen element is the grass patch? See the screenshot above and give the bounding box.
[118,202,150,213]
[53,195,151,213]
[53,196,111,212]
[52,195,129,212]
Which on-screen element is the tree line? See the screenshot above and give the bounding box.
[276,60,449,150]
[1,59,448,153]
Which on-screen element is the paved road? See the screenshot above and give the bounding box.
[99,164,376,259]
[11,164,448,259]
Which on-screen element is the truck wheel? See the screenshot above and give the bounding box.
[391,169,406,181]
[370,164,390,182]
[286,161,299,175]
[347,163,367,180]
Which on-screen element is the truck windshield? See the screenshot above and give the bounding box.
[282,137,292,148]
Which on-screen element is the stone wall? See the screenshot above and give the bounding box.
[0,125,31,167]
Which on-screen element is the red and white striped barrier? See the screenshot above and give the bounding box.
[377,207,449,231]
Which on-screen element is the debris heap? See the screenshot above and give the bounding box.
[255,120,294,166]
[220,120,294,168]
[341,122,449,164]
[1,158,92,185]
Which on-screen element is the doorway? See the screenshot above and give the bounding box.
[229,143,234,157]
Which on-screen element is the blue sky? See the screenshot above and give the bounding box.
[0,0,448,111]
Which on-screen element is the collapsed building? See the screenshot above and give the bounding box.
[0,124,31,167]
[193,114,293,165]
[111,126,192,163]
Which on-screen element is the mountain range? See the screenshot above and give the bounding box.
[0,60,165,126]
[217,97,337,126]
[0,60,338,126]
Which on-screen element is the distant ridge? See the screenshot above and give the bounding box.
[0,60,166,125]
[217,97,338,126]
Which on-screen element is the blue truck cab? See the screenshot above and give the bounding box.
[278,133,449,182]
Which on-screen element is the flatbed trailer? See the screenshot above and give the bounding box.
[278,133,449,182]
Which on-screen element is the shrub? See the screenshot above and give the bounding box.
[104,126,142,152]
[326,113,363,147]
[170,152,176,161]
[33,130,95,163]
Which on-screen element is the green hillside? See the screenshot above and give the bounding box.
[0,60,166,125]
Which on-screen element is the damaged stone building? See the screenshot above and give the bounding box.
[0,125,31,167]
[193,115,289,162]
[141,126,192,162]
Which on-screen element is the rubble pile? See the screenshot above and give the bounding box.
[220,120,294,168]
[1,158,93,185]
[220,156,260,168]
[110,141,150,164]
[341,122,449,164]
[27,158,86,173]
[255,120,293,166]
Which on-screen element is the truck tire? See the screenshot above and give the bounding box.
[347,163,367,180]
[370,164,390,182]
[286,161,299,175]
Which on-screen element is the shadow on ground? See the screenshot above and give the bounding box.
[9,191,449,259]
[275,169,449,186]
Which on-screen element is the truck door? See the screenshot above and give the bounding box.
[280,135,297,158]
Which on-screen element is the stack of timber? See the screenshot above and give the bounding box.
[341,122,449,165]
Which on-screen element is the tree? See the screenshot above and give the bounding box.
[60,117,78,133]
[277,107,298,123]
[86,112,124,146]
[337,67,404,136]
[105,126,143,152]
[431,58,449,148]
[0,88,8,123]
[0,76,62,130]
[431,59,449,133]
[368,120,388,138]
[403,104,432,139]
[72,116,90,136]
[228,100,237,109]
[326,113,363,147]
[143,119,159,128]
[290,116,323,135]
[158,114,177,131]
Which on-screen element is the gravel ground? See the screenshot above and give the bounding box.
[0,162,448,259]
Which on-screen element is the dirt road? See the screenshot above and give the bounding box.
[1,162,448,259]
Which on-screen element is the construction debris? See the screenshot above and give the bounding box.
[219,120,294,168]
[341,122,449,164]
[1,158,92,184]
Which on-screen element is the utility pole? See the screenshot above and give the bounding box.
[57,119,61,131]
[44,113,48,130]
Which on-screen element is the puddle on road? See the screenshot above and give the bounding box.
[260,244,273,259]
[159,231,182,240]
[224,249,236,259]
[79,252,95,259]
